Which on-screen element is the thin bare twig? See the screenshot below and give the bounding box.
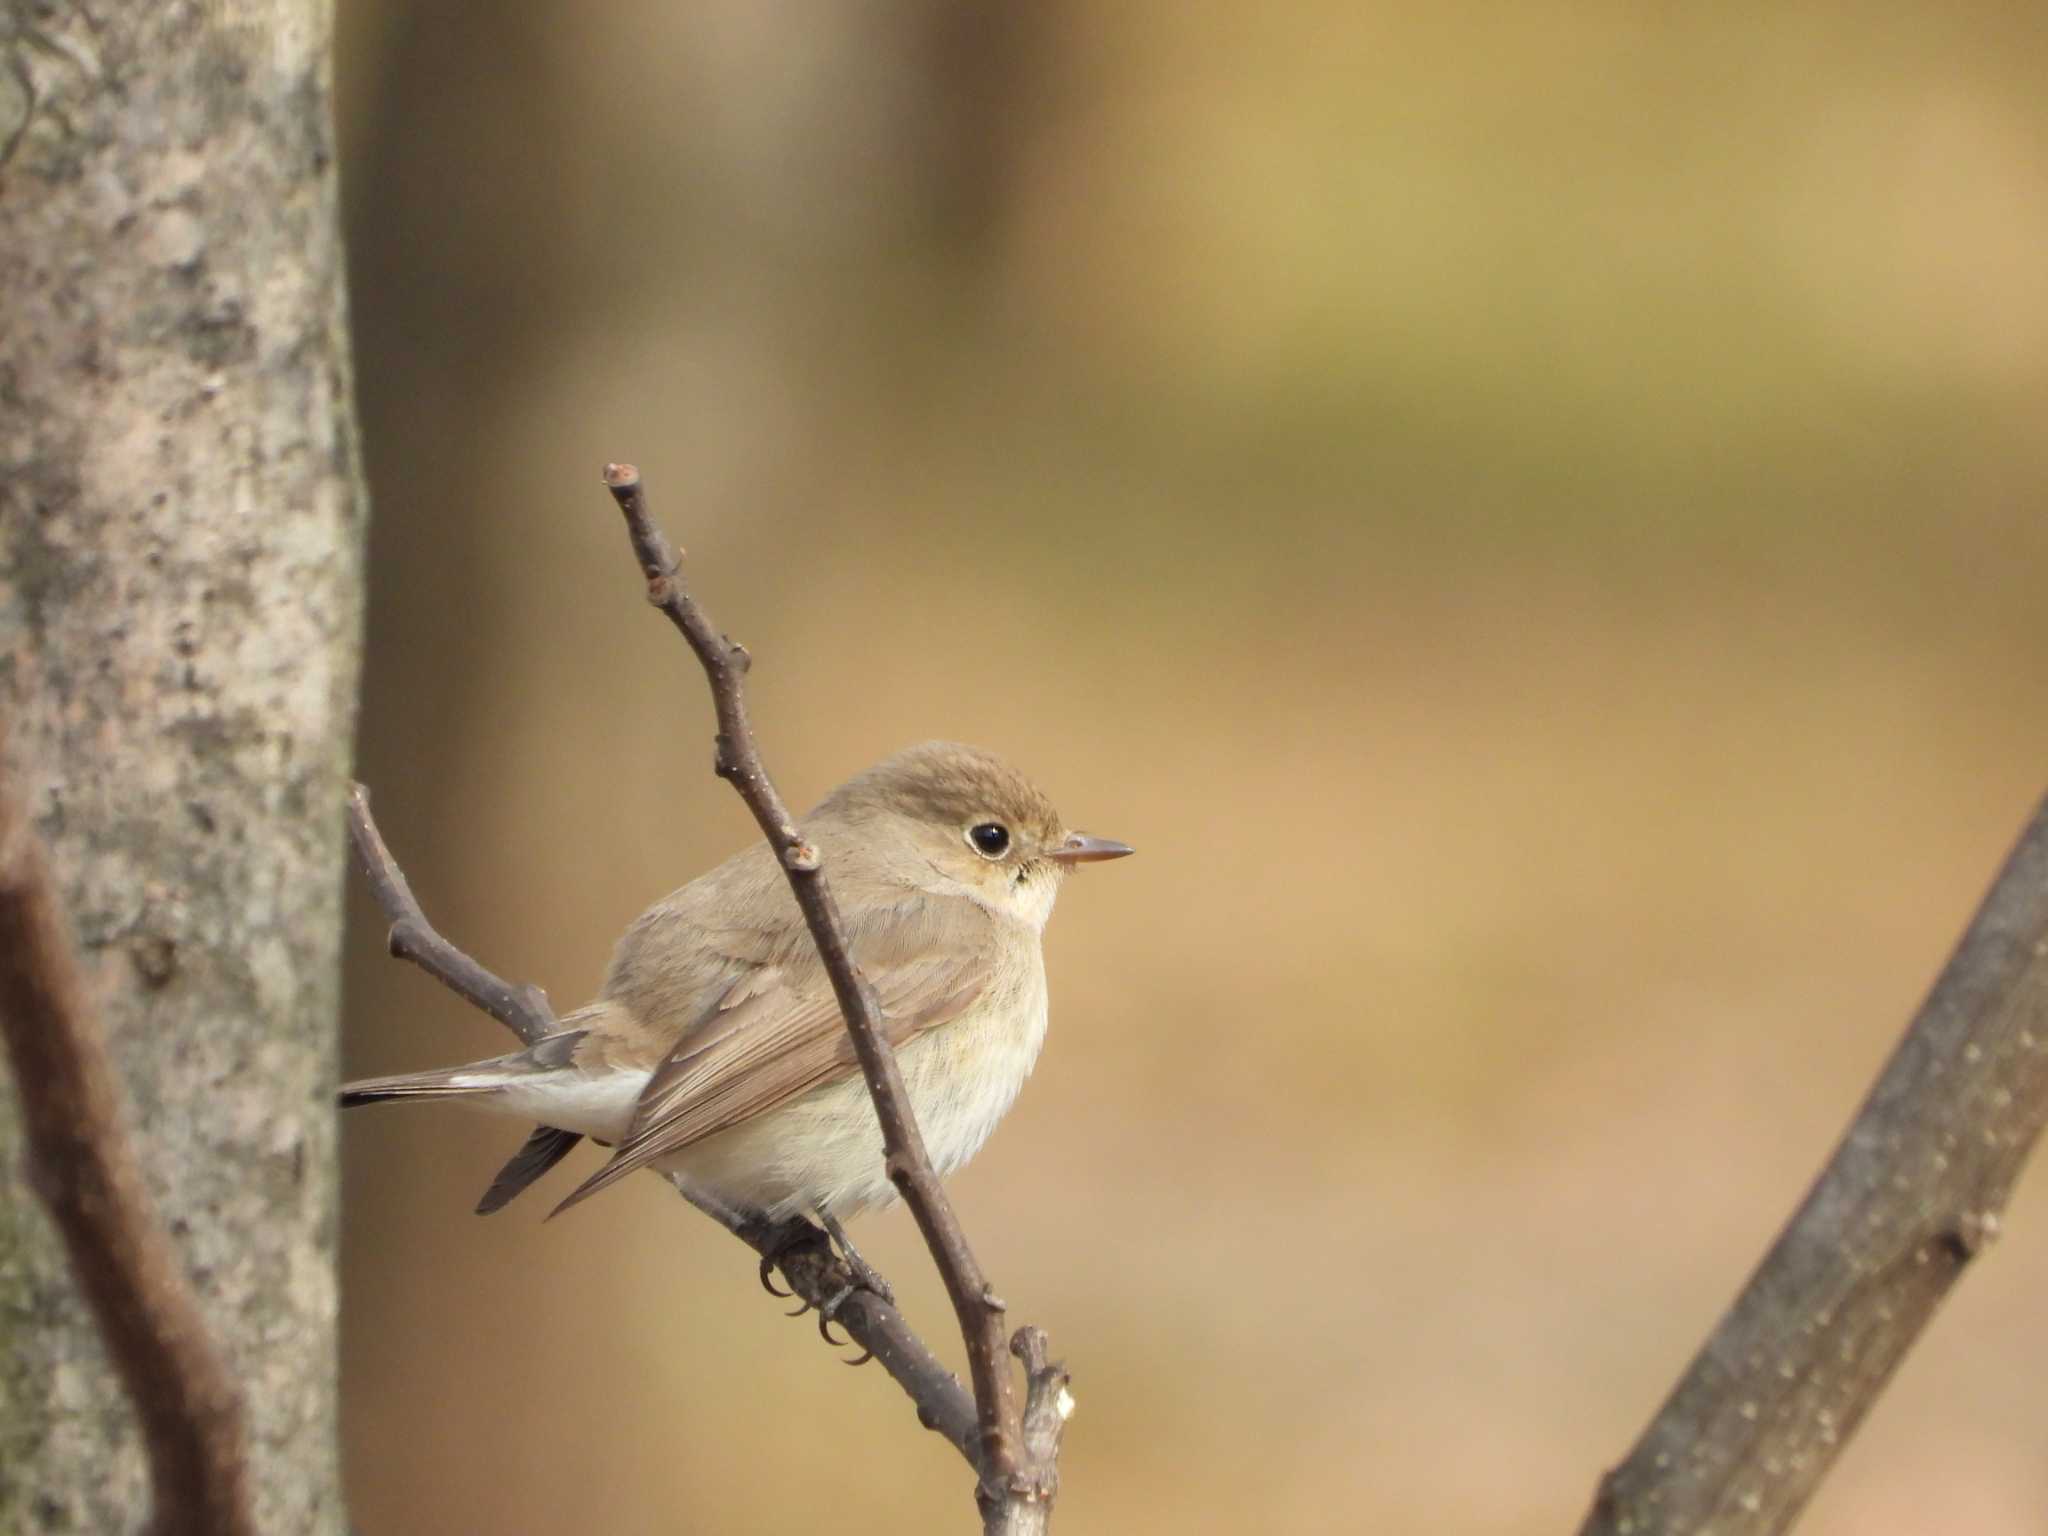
[344,786,981,1461]
[346,785,556,1047]
[0,758,254,1536]
[1580,790,2048,1536]
[600,461,1062,1522]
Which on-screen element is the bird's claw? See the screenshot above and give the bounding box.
[758,1253,792,1299]
[815,1281,881,1360]
[817,1283,855,1345]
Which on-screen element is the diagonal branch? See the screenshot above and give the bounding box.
[346,785,557,1048]
[600,461,1063,1523]
[0,754,255,1536]
[344,786,981,1462]
[1579,790,2048,1536]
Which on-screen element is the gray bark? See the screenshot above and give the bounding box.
[0,1,361,1531]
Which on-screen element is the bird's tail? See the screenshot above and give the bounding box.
[338,1029,589,1110]
[338,1063,518,1108]
[339,1029,601,1215]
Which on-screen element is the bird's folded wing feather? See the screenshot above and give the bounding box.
[550,895,992,1215]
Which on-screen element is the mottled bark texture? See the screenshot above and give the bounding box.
[0,2,362,1532]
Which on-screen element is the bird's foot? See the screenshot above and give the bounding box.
[752,1213,888,1365]
[754,1214,824,1301]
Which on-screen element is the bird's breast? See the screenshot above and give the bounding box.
[896,955,1050,1178]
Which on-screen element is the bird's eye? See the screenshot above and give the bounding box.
[967,822,1011,858]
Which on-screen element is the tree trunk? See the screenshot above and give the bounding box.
[0,2,361,1530]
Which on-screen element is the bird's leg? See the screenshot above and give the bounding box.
[819,1211,896,1308]
[784,1212,884,1363]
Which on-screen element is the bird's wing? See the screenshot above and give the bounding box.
[549,894,993,1216]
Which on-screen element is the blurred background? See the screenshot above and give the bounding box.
[333,4,2048,1532]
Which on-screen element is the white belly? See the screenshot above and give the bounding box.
[663,973,1051,1221]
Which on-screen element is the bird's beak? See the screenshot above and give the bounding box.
[1049,832,1135,865]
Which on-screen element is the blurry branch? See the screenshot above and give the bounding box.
[601,462,1065,1530]
[1580,791,2048,1536]
[0,755,255,1536]
[345,787,983,1462]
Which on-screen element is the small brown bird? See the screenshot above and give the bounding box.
[341,742,1132,1229]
